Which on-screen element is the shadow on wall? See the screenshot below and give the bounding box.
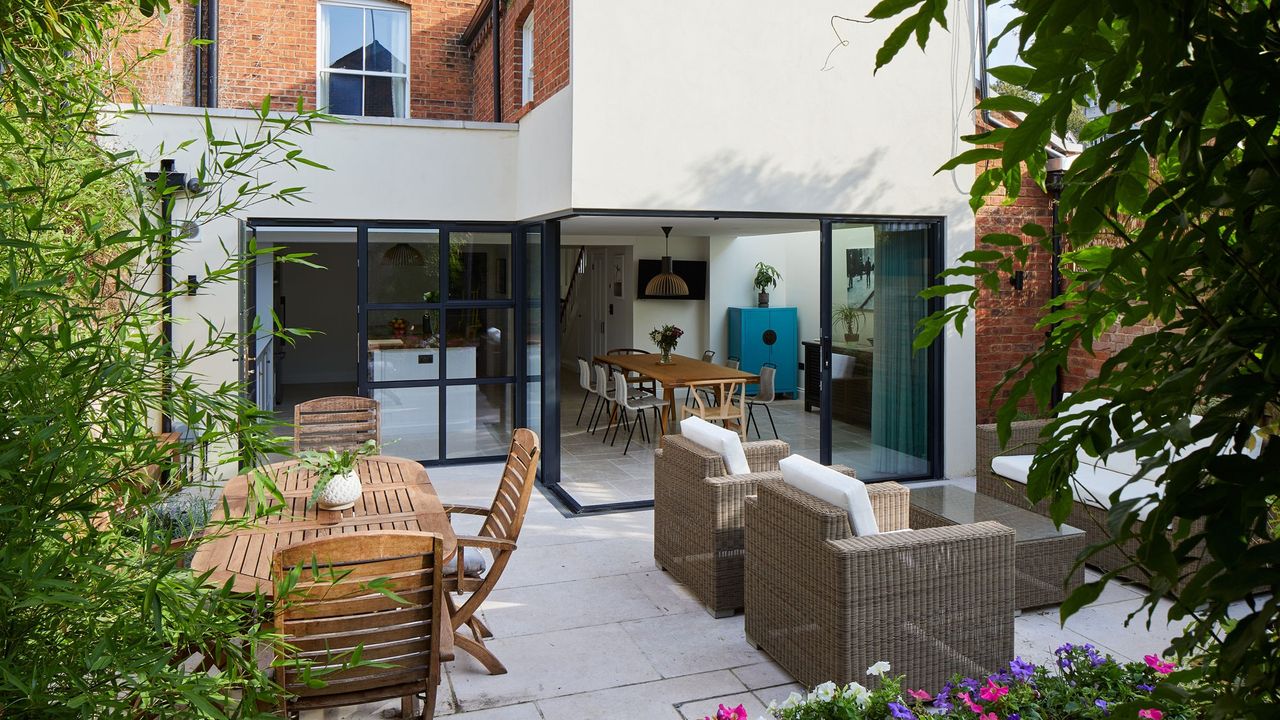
[639,147,962,219]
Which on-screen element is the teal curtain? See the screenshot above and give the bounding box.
[871,222,929,476]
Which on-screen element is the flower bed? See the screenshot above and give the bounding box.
[707,645,1191,720]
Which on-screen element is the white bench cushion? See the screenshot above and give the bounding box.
[778,454,879,536]
[990,454,1160,521]
[680,416,750,475]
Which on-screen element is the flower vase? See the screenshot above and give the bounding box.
[658,349,672,364]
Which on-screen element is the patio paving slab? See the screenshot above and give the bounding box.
[535,670,744,720]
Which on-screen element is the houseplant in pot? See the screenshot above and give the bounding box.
[299,440,378,511]
[650,324,684,364]
[833,304,863,342]
[753,262,782,307]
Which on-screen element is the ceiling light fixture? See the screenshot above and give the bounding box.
[644,226,689,297]
[381,242,425,267]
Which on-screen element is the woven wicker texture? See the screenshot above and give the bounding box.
[976,421,1205,585]
[744,479,1015,691]
[294,396,381,453]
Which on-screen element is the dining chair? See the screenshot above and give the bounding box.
[686,350,719,407]
[588,363,622,438]
[293,396,380,453]
[746,363,780,440]
[680,379,748,437]
[611,370,667,454]
[441,428,542,675]
[575,358,599,427]
[271,531,447,719]
[607,347,657,395]
[726,357,740,370]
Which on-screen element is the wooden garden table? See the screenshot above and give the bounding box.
[592,352,759,439]
[190,455,457,597]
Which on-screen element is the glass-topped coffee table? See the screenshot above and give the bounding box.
[910,485,1086,610]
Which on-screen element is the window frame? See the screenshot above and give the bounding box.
[316,0,411,118]
[520,15,535,105]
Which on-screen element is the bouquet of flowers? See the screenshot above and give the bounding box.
[649,324,683,362]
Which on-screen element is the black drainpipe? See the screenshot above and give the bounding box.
[208,0,219,108]
[1047,162,1067,407]
[194,0,203,107]
[145,159,187,434]
[491,0,501,121]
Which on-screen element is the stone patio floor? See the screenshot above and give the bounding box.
[326,465,1188,720]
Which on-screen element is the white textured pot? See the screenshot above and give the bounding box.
[316,470,361,511]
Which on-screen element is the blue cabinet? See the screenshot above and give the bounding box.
[727,307,798,396]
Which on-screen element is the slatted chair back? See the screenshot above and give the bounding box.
[701,350,716,363]
[606,347,648,355]
[726,358,740,370]
[756,364,778,403]
[680,379,748,437]
[294,396,380,453]
[272,531,444,717]
[478,428,541,543]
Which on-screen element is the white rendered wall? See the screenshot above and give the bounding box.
[515,87,574,220]
[570,1,978,476]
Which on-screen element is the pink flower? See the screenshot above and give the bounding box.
[1144,654,1176,674]
[715,704,747,720]
[906,688,932,701]
[979,714,998,720]
[958,691,984,714]
[979,679,1009,702]
[1138,710,1163,720]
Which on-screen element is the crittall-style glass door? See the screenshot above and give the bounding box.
[358,224,518,464]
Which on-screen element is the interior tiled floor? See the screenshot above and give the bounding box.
[558,370,922,507]
[320,465,1202,720]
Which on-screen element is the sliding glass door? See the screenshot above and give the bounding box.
[823,220,940,480]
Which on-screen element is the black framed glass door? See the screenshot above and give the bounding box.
[358,224,518,464]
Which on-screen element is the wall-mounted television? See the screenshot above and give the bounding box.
[636,259,708,300]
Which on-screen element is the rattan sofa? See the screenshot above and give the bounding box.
[976,420,1203,583]
[743,479,1015,691]
[653,435,790,617]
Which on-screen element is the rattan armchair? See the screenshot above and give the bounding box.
[653,435,791,617]
[744,479,1015,691]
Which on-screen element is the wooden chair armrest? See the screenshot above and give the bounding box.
[443,504,490,517]
[440,606,455,661]
[455,535,517,552]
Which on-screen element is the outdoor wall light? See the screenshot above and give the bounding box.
[1009,269,1025,292]
[643,226,689,297]
[185,275,199,296]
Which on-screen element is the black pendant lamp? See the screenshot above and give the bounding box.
[644,226,689,297]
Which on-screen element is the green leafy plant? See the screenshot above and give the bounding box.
[870,0,1279,713]
[833,304,864,339]
[754,262,783,292]
[298,440,379,507]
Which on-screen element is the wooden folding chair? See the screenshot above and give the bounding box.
[272,531,448,719]
[293,396,380,453]
[441,428,541,675]
[680,379,749,437]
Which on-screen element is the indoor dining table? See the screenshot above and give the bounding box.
[190,455,457,597]
[592,352,759,439]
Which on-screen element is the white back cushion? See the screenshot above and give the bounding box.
[680,416,751,475]
[778,454,879,536]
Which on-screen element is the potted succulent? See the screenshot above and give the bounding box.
[833,304,863,342]
[753,262,782,307]
[298,440,378,511]
[649,324,684,364]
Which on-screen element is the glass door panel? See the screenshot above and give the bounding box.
[524,227,543,437]
[449,231,513,300]
[368,229,442,303]
[827,221,933,479]
[371,387,440,461]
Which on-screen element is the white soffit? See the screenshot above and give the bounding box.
[559,215,818,237]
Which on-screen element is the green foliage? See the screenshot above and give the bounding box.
[991,79,1088,139]
[834,304,865,336]
[754,261,782,292]
[874,0,1280,714]
[0,1,339,716]
[297,440,379,507]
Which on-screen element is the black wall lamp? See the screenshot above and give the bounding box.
[1009,270,1025,292]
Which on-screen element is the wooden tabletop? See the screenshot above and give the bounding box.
[190,455,457,596]
[593,353,758,387]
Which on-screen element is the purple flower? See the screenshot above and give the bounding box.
[1055,642,1075,655]
[1010,657,1036,682]
[1136,683,1154,693]
[1086,647,1106,667]
[887,701,914,720]
[960,677,980,692]
[1096,699,1109,715]
[1009,715,1021,720]
[934,683,953,712]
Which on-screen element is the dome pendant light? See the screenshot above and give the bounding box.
[644,226,689,297]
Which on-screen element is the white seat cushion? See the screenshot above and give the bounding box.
[778,454,879,536]
[443,549,487,578]
[990,455,1160,521]
[680,416,750,475]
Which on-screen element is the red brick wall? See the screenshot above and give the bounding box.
[973,153,1056,423]
[115,5,197,107]
[468,0,569,122]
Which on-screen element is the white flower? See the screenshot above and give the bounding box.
[812,681,838,702]
[779,691,804,709]
[844,681,871,708]
[866,660,891,677]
